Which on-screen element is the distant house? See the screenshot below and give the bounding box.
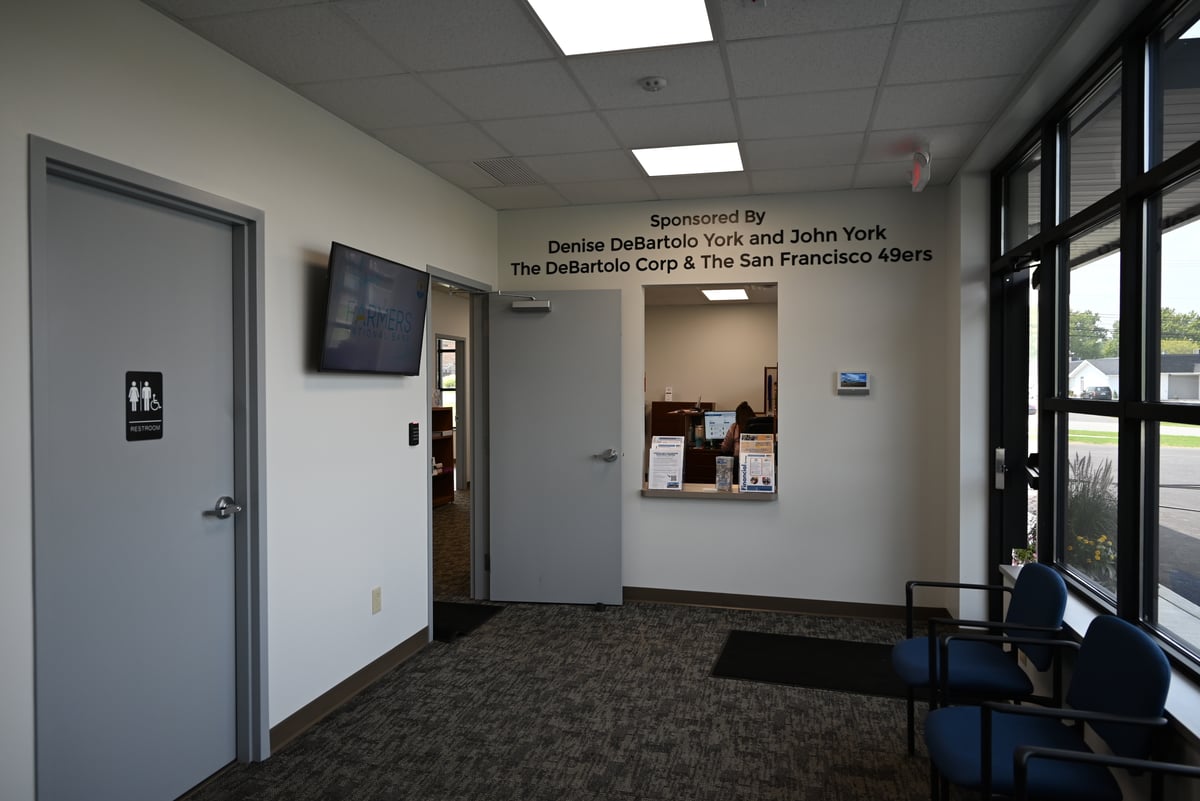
[1068,354,1200,401]
[1068,357,1119,397]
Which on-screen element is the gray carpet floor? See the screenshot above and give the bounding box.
[188,601,941,801]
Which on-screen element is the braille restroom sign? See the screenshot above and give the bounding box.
[125,371,163,441]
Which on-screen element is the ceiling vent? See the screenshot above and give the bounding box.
[473,157,543,186]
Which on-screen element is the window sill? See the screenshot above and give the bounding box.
[1001,564,1200,745]
[640,483,777,501]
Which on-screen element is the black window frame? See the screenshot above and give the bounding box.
[990,0,1200,672]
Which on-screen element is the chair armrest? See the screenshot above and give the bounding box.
[1013,746,1200,801]
[981,700,1168,729]
[904,580,1012,637]
[980,703,1169,798]
[938,633,1075,705]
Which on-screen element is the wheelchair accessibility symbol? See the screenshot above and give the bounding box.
[125,371,164,441]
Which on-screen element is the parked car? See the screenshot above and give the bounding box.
[1082,386,1113,400]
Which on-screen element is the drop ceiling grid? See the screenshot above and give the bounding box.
[141,0,1098,209]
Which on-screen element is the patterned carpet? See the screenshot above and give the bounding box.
[433,489,471,600]
[188,601,942,801]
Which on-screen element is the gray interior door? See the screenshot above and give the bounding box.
[488,290,622,604]
[33,174,238,800]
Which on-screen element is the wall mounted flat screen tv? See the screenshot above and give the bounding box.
[318,242,430,376]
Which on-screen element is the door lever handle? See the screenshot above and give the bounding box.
[594,448,619,463]
[203,495,242,520]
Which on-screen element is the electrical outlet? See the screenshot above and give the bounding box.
[371,586,382,615]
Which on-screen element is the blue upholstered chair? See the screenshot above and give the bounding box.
[892,563,1068,754]
[1013,747,1200,801]
[925,614,1172,801]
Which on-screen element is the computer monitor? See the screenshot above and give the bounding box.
[703,410,737,443]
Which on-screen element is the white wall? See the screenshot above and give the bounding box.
[0,2,497,796]
[946,173,992,619]
[499,189,952,606]
[645,303,778,412]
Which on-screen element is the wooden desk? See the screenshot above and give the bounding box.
[684,447,724,484]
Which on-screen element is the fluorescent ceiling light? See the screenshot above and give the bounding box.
[1183,19,1200,39]
[633,142,743,176]
[527,0,712,56]
[702,288,748,302]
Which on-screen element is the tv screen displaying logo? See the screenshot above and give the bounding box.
[319,242,430,376]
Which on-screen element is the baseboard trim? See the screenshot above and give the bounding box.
[623,586,948,621]
[269,627,428,754]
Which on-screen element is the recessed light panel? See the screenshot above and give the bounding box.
[528,0,713,56]
[633,143,743,177]
[702,288,748,301]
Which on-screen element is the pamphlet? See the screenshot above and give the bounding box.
[648,436,685,490]
[739,434,775,493]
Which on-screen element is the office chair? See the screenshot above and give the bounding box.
[891,562,1067,754]
[1013,746,1200,801]
[925,614,1171,801]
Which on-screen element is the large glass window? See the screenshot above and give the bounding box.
[1004,145,1041,252]
[1063,412,1119,597]
[1068,70,1122,218]
[1154,422,1200,651]
[993,0,1200,673]
[1157,10,1200,165]
[1066,218,1120,397]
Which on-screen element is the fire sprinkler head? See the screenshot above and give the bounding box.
[638,76,668,92]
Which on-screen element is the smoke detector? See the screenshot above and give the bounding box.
[638,76,668,92]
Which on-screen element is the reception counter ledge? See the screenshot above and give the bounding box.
[641,483,777,501]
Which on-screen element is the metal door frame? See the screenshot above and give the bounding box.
[28,136,270,764]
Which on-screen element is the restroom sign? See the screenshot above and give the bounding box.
[125,371,163,441]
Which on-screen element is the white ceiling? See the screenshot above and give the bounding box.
[142,0,1091,211]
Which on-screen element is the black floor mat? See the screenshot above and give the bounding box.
[712,629,908,698]
[432,601,503,642]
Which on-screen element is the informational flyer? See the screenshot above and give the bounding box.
[648,436,685,490]
[739,434,776,493]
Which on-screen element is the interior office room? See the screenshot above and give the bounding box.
[4,0,1200,798]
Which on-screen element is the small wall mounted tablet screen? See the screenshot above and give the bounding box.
[836,371,870,395]
[319,242,430,375]
[703,410,737,441]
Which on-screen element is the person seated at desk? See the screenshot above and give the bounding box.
[720,401,755,458]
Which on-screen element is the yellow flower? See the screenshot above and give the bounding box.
[1098,535,1107,543]
[1094,551,1102,561]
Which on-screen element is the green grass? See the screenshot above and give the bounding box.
[1068,429,1200,447]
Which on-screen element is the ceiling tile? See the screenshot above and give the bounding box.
[862,124,988,162]
[906,0,1077,21]
[567,44,729,109]
[482,113,619,156]
[727,28,894,97]
[337,0,556,71]
[648,172,752,200]
[739,89,876,139]
[719,0,903,38]
[556,179,658,205]
[187,5,399,84]
[741,134,865,169]
[601,102,738,149]
[750,165,855,194]
[422,161,501,189]
[887,9,1076,85]
[144,0,312,20]
[425,61,593,120]
[472,185,569,210]
[521,151,642,184]
[297,76,462,130]
[873,76,1018,129]
[374,123,506,163]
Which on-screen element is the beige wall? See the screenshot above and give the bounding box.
[644,302,778,413]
